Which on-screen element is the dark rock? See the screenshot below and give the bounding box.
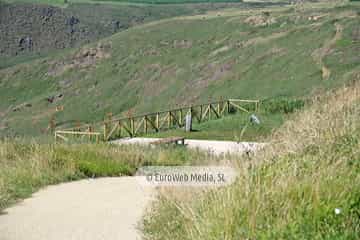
[46,96,55,103]
[42,7,55,21]
[112,20,122,31]
[66,16,79,26]
[46,93,63,103]
[18,36,33,51]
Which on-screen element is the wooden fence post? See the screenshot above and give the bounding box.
[156,113,160,131]
[179,109,183,126]
[118,121,122,138]
[144,116,148,134]
[131,118,135,137]
[168,112,171,129]
[208,104,211,120]
[103,123,107,140]
[87,125,92,141]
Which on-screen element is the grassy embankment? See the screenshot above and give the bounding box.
[143,81,360,239]
[0,142,212,212]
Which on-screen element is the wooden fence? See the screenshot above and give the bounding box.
[54,130,100,143]
[54,99,259,142]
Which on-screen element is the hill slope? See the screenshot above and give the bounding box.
[0,2,359,137]
[1,1,257,68]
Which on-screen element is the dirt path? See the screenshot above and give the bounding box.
[0,177,154,240]
[0,138,263,240]
[312,23,343,80]
[112,138,265,155]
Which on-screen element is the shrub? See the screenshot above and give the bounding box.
[261,97,306,114]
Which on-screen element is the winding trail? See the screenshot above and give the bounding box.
[312,23,343,80]
[0,177,154,240]
[0,139,262,239]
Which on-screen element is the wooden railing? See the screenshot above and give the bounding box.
[55,130,100,143]
[54,99,260,142]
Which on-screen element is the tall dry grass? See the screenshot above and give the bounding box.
[0,142,211,211]
[144,81,360,239]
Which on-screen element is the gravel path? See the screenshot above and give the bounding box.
[0,177,154,240]
[112,137,265,155]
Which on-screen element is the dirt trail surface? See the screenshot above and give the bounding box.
[112,138,265,155]
[0,177,154,240]
[312,23,343,79]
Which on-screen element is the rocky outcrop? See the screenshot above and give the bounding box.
[0,2,123,59]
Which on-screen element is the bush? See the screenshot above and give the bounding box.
[261,97,306,114]
[229,98,306,114]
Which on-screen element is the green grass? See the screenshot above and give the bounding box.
[146,111,284,141]
[94,0,244,4]
[1,3,359,138]
[143,81,360,240]
[143,98,305,141]
[0,53,52,70]
[0,141,212,211]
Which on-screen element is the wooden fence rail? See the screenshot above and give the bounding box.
[54,99,260,142]
[55,130,100,143]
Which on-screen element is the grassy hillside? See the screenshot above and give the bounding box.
[0,2,359,138]
[85,0,245,4]
[2,0,287,6]
[143,80,360,239]
[1,1,253,69]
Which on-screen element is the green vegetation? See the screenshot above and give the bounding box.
[146,98,305,141]
[1,2,359,138]
[3,0,282,6]
[0,141,211,211]
[143,81,360,240]
[147,111,284,141]
[94,0,244,4]
[1,2,359,239]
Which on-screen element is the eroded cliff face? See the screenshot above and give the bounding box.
[0,2,124,58]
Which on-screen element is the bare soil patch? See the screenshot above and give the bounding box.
[244,15,277,27]
[237,31,288,48]
[47,42,112,77]
[311,23,343,80]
